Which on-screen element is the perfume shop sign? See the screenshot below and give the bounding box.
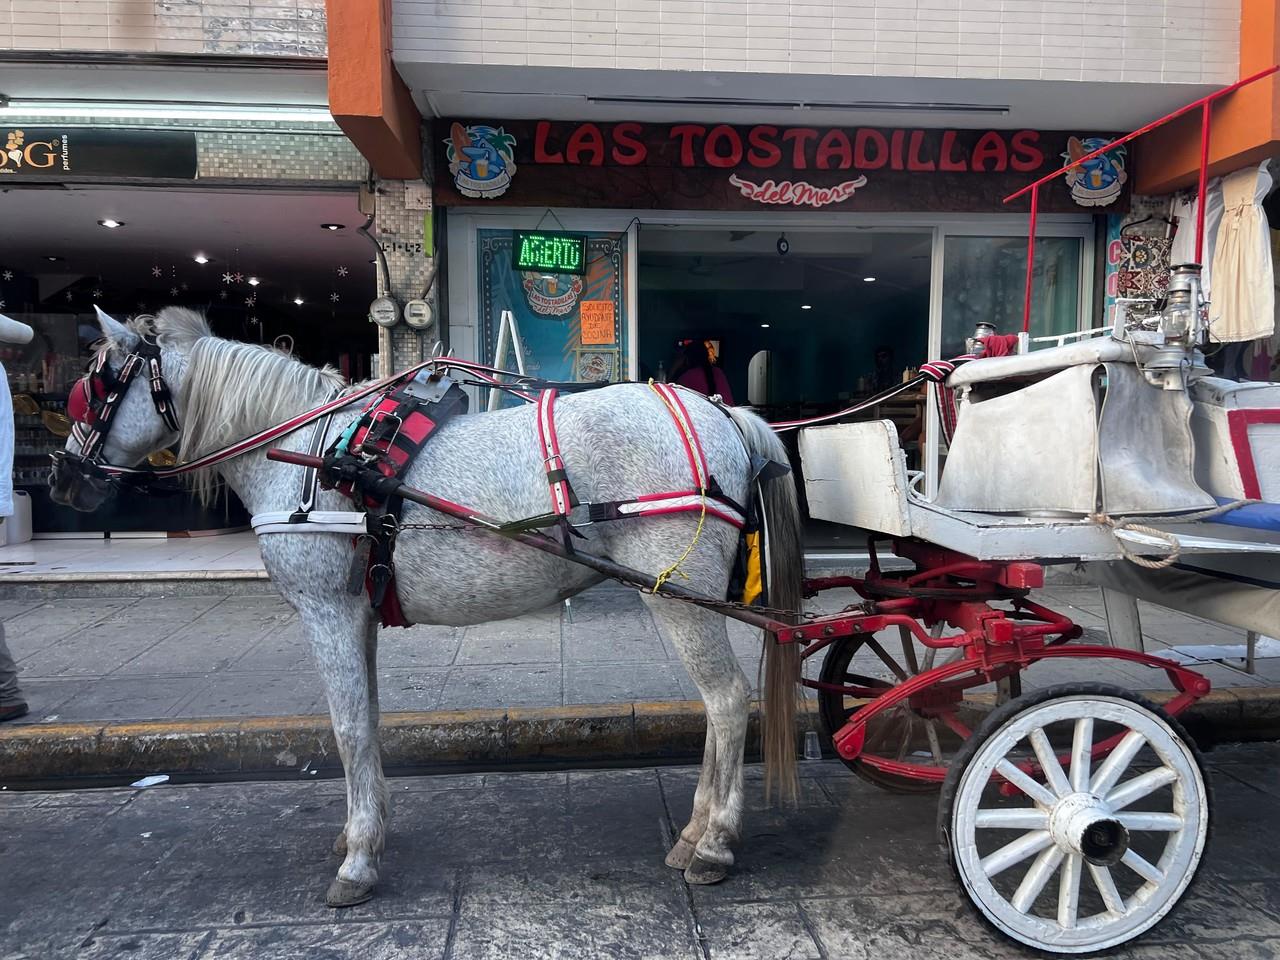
[435,119,1129,213]
[0,127,198,180]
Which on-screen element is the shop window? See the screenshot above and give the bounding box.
[477,229,628,403]
[941,236,1082,355]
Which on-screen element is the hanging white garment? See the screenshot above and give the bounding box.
[1169,180,1224,299]
[1208,162,1275,343]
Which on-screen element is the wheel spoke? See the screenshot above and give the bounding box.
[982,830,1054,878]
[1088,862,1127,916]
[1121,849,1164,885]
[1058,853,1082,929]
[894,713,912,762]
[865,636,910,682]
[1029,727,1071,798]
[975,808,1050,830]
[1089,730,1147,798]
[1011,844,1065,913]
[1115,811,1183,832]
[1069,717,1093,792]
[1107,766,1178,811]
[925,718,945,766]
[996,759,1058,808]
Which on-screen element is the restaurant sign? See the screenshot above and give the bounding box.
[0,127,198,180]
[435,120,1128,214]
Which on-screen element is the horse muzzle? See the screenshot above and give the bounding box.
[49,451,113,512]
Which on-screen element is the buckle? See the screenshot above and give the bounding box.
[357,411,402,456]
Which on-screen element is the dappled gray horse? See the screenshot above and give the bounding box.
[51,307,803,906]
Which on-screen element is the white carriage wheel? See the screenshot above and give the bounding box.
[943,684,1210,955]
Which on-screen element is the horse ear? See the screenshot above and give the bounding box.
[93,305,133,344]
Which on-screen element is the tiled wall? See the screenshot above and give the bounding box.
[0,0,327,56]
[393,0,1240,84]
[373,179,438,371]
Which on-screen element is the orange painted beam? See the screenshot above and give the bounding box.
[1137,0,1280,194]
[326,0,423,180]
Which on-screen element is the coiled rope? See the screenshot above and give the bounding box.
[1089,498,1262,569]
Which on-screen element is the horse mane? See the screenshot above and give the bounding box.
[148,307,346,501]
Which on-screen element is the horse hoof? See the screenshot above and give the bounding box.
[683,855,729,885]
[325,877,375,908]
[665,838,697,870]
[332,832,348,857]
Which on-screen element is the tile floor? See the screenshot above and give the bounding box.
[0,532,265,578]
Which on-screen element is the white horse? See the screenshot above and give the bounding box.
[51,307,804,907]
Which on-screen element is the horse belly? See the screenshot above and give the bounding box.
[390,530,603,626]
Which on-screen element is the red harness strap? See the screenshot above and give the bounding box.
[530,383,745,534]
[535,389,577,518]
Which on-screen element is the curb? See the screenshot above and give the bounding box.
[4,689,1280,785]
[0,572,274,600]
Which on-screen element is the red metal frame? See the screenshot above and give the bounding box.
[1227,408,1280,500]
[780,542,1212,789]
[1004,63,1279,333]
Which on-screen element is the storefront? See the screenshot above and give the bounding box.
[437,120,1121,523]
[0,117,377,536]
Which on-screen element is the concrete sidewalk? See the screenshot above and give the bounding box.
[2,580,1276,727]
[6,745,1280,960]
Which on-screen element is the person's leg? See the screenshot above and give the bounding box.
[0,620,28,721]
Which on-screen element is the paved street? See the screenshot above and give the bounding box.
[3,743,1280,959]
[2,580,1274,726]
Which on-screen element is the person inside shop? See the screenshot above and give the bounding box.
[0,312,31,722]
[872,345,896,391]
[672,338,735,405]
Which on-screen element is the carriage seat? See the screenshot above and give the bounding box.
[947,336,1132,390]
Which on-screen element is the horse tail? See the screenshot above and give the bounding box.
[724,405,803,805]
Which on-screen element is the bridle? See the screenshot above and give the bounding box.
[67,337,180,459]
[54,337,183,491]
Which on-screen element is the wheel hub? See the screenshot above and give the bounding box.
[1048,792,1130,867]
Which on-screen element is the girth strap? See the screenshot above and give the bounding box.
[535,389,578,518]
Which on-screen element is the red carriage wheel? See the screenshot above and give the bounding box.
[814,626,1021,793]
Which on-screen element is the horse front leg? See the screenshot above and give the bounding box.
[332,617,387,860]
[300,599,387,907]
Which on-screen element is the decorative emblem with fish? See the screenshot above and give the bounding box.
[1062,136,1127,208]
[445,123,517,199]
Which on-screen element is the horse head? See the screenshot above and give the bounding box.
[50,306,204,511]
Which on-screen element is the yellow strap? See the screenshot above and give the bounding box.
[648,380,708,592]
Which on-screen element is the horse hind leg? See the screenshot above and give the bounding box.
[665,725,715,870]
[643,594,749,885]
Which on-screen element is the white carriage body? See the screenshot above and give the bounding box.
[798,336,1280,567]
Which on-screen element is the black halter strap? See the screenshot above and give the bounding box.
[69,337,180,463]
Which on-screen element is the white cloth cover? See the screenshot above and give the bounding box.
[1209,162,1275,343]
[1169,179,1223,298]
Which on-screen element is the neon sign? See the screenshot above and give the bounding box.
[512,230,587,275]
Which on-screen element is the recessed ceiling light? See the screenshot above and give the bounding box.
[43,255,62,262]
[193,254,209,264]
[321,223,344,231]
[293,296,304,305]
[863,276,877,282]
[800,304,812,310]
[97,218,124,229]
[247,277,260,286]
[760,323,770,328]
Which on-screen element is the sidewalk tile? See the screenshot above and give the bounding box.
[204,921,449,960]
[43,676,207,722]
[377,667,449,711]
[699,901,822,960]
[455,633,559,665]
[436,664,560,710]
[378,624,460,667]
[567,662,685,704]
[173,671,322,718]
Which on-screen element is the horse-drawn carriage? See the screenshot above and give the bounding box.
[44,72,1280,955]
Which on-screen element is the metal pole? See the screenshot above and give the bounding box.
[1002,63,1278,205]
[1023,184,1039,333]
[1195,101,1212,264]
